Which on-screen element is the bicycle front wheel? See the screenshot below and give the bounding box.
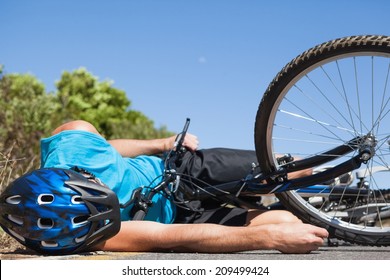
[255,35,390,246]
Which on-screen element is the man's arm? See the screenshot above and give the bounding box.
[50,120,198,158]
[108,134,199,158]
[95,220,328,254]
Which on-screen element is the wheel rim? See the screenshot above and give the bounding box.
[266,50,390,235]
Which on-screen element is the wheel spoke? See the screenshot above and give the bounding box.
[255,35,390,245]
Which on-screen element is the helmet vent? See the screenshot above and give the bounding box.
[8,228,25,242]
[72,215,89,226]
[71,195,84,204]
[37,218,54,229]
[37,194,54,204]
[8,214,23,225]
[75,234,87,243]
[6,195,22,205]
[41,240,58,248]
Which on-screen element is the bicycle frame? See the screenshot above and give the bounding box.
[127,120,375,217]
[192,136,371,199]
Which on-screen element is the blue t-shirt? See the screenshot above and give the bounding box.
[40,130,176,223]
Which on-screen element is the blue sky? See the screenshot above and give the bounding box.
[1,0,390,149]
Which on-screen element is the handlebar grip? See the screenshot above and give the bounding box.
[132,210,146,220]
[174,118,191,151]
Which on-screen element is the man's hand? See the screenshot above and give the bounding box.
[181,133,199,152]
[265,223,329,254]
[166,133,199,153]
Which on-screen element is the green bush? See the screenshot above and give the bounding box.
[0,66,173,192]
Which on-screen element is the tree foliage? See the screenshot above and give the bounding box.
[0,69,58,179]
[55,68,172,139]
[0,66,173,185]
[56,68,130,137]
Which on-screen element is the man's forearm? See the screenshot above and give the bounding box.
[98,221,271,253]
[108,133,198,158]
[96,220,327,254]
[108,138,172,157]
[156,223,269,253]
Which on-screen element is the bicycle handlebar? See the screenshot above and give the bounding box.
[173,118,190,152]
[166,118,190,169]
[125,118,191,220]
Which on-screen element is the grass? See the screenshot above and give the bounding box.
[0,147,28,254]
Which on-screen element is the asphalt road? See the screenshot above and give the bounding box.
[2,243,389,280]
[1,242,389,260]
[98,245,390,260]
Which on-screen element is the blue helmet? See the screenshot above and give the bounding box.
[0,167,120,255]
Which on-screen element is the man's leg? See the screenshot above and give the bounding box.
[177,148,258,186]
[178,148,312,186]
[174,203,302,227]
[245,209,301,226]
[176,148,308,227]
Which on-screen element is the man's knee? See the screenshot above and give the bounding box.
[51,120,100,135]
[246,209,301,226]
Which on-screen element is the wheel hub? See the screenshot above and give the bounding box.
[359,134,377,162]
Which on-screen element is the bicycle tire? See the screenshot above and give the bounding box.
[255,35,390,246]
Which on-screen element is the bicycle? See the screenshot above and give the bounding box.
[126,35,390,247]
